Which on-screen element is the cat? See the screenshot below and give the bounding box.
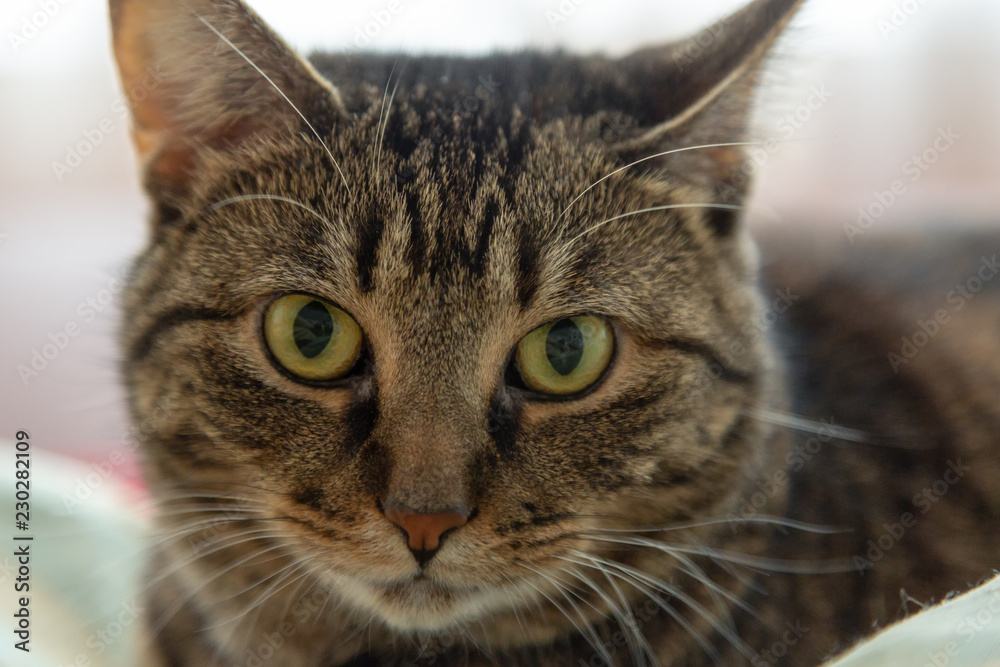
[109,0,1000,665]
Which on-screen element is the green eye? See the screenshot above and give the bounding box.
[515,316,614,395]
[264,294,363,381]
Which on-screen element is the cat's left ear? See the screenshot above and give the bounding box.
[109,0,343,204]
[618,0,806,234]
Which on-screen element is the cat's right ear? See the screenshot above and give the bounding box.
[617,0,806,235]
[109,0,344,206]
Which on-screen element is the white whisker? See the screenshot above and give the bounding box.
[196,15,352,196]
[558,136,826,222]
[207,194,336,230]
[576,551,757,663]
[556,556,655,667]
[517,562,615,666]
[744,406,871,444]
[559,141,759,221]
[562,203,742,251]
[571,551,720,665]
[372,58,400,178]
[376,62,405,178]
[586,534,856,574]
[586,514,846,536]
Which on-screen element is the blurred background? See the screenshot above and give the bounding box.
[2,0,1000,468]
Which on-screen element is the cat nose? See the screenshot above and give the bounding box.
[382,502,470,565]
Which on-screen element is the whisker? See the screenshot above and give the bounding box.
[195,15,352,196]
[146,538,296,639]
[745,406,934,451]
[744,406,871,444]
[562,203,742,251]
[145,529,288,593]
[145,516,291,546]
[498,573,532,644]
[145,518,273,551]
[82,517,279,584]
[311,584,338,628]
[502,571,548,631]
[216,559,315,666]
[558,140,765,222]
[376,61,407,179]
[207,548,321,664]
[372,57,401,178]
[517,562,615,667]
[575,551,757,663]
[207,557,309,628]
[585,534,856,575]
[207,194,336,230]
[148,506,259,523]
[570,552,720,665]
[656,548,754,623]
[556,556,655,667]
[585,515,847,536]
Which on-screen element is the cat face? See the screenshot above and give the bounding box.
[114,0,798,636]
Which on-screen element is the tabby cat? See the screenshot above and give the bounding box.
[110,0,1000,664]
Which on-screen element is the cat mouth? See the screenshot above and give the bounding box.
[373,572,487,604]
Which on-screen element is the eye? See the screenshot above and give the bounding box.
[263,294,363,382]
[514,316,614,396]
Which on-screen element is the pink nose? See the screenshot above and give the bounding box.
[383,505,470,553]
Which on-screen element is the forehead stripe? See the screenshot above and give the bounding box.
[470,199,500,277]
[356,207,385,292]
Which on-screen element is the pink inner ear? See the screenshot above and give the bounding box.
[112,0,186,185]
[111,0,295,191]
[139,115,273,189]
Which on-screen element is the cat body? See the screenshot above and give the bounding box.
[107,0,1000,664]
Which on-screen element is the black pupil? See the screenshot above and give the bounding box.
[545,319,585,376]
[293,301,334,359]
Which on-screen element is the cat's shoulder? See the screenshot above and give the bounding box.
[757,228,1000,388]
[757,226,1000,513]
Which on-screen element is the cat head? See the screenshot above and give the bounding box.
[113,0,799,637]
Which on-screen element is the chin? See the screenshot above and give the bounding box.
[335,573,512,633]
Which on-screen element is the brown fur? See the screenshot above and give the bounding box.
[109,0,1000,665]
